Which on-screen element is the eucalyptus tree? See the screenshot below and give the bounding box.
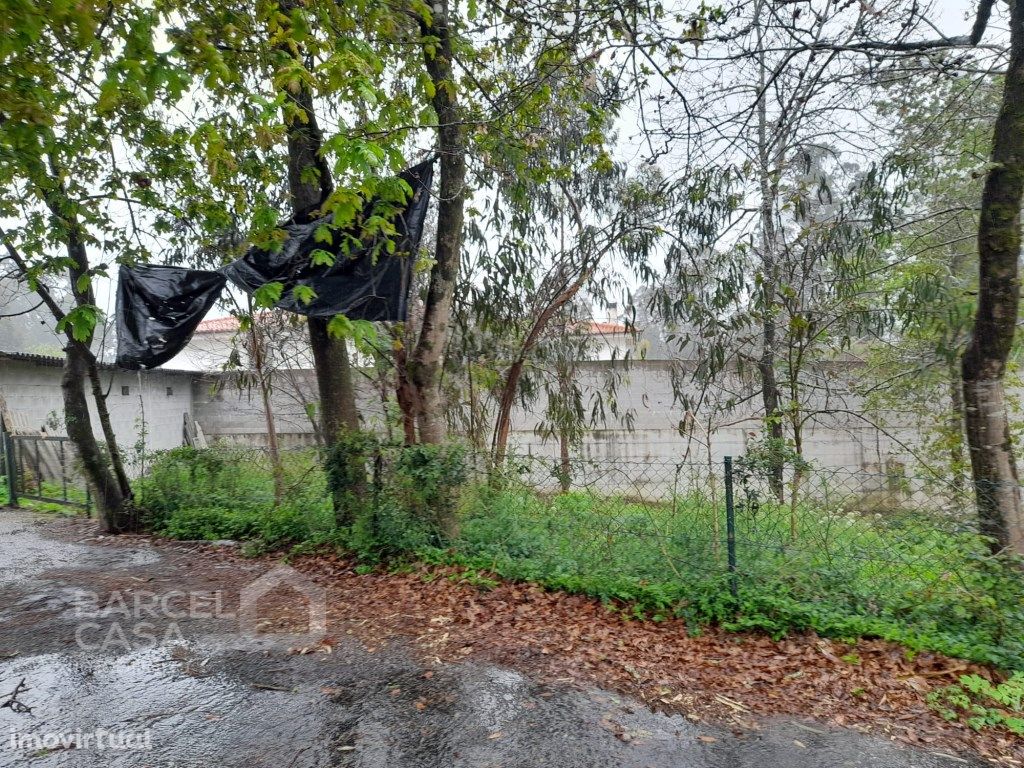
[621,0,1024,553]
[0,2,191,531]
[861,74,1001,483]
[626,0,910,499]
[394,0,662,445]
[456,73,666,464]
[168,0,417,470]
[733,0,1024,555]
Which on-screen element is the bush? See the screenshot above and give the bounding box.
[140,441,469,558]
[345,442,469,560]
[136,446,333,547]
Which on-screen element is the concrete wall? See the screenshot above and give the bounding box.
[191,369,394,449]
[0,357,195,467]
[190,359,924,475]
[0,354,956,499]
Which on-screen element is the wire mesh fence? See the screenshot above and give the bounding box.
[458,452,1024,668]
[129,440,1024,667]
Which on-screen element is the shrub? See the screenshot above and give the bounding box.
[929,672,1024,735]
[136,445,332,547]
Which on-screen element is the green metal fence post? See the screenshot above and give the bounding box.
[724,455,738,603]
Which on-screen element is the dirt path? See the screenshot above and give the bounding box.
[0,510,1004,767]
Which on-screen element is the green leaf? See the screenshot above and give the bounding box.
[253,282,284,308]
[292,284,317,306]
[97,78,120,114]
[326,314,353,339]
[314,225,333,245]
[310,248,335,267]
[57,305,101,342]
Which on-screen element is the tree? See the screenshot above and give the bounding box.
[171,0,427,521]
[862,74,1000,485]
[0,2,190,531]
[628,0,1024,552]
[961,3,1024,554]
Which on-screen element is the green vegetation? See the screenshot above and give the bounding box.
[135,447,335,550]
[139,445,1024,672]
[929,673,1024,736]
[0,478,89,515]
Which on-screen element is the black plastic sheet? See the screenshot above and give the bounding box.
[115,159,434,369]
[222,159,432,320]
[115,264,227,369]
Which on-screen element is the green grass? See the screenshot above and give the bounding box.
[137,447,1024,671]
[442,485,1024,669]
[0,477,89,515]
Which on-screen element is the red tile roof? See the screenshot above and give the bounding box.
[194,315,240,334]
[585,321,627,335]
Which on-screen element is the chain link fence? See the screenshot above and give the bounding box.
[129,441,1024,667]
[456,452,1024,668]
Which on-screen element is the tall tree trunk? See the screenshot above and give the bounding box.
[277,9,364,524]
[754,31,785,502]
[492,267,594,464]
[962,0,1024,556]
[41,161,134,529]
[84,356,132,500]
[411,0,467,445]
[64,235,132,503]
[248,315,284,504]
[756,165,785,502]
[492,360,524,465]
[63,341,127,532]
[393,341,420,445]
[277,2,360,452]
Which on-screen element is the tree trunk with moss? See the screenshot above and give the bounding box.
[961,0,1024,556]
[278,12,364,525]
[410,0,467,446]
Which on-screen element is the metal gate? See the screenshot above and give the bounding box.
[1,432,91,511]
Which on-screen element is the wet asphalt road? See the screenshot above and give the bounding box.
[0,510,987,767]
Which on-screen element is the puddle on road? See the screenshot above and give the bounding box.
[0,644,980,768]
[0,513,158,585]
[0,647,338,767]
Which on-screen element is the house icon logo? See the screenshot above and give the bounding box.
[237,564,327,648]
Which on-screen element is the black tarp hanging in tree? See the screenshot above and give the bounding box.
[222,159,432,319]
[115,159,434,369]
[115,264,227,369]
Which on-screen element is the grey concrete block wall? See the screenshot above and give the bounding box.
[190,359,933,481]
[0,353,954,490]
[0,357,194,471]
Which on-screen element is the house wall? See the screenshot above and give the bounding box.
[191,369,390,449]
[0,353,958,498]
[0,357,195,467]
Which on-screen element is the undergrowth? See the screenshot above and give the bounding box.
[137,444,1024,673]
[929,673,1024,736]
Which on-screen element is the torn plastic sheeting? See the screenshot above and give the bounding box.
[221,158,433,319]
[115,263,227,370]
[115,159,434,370]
